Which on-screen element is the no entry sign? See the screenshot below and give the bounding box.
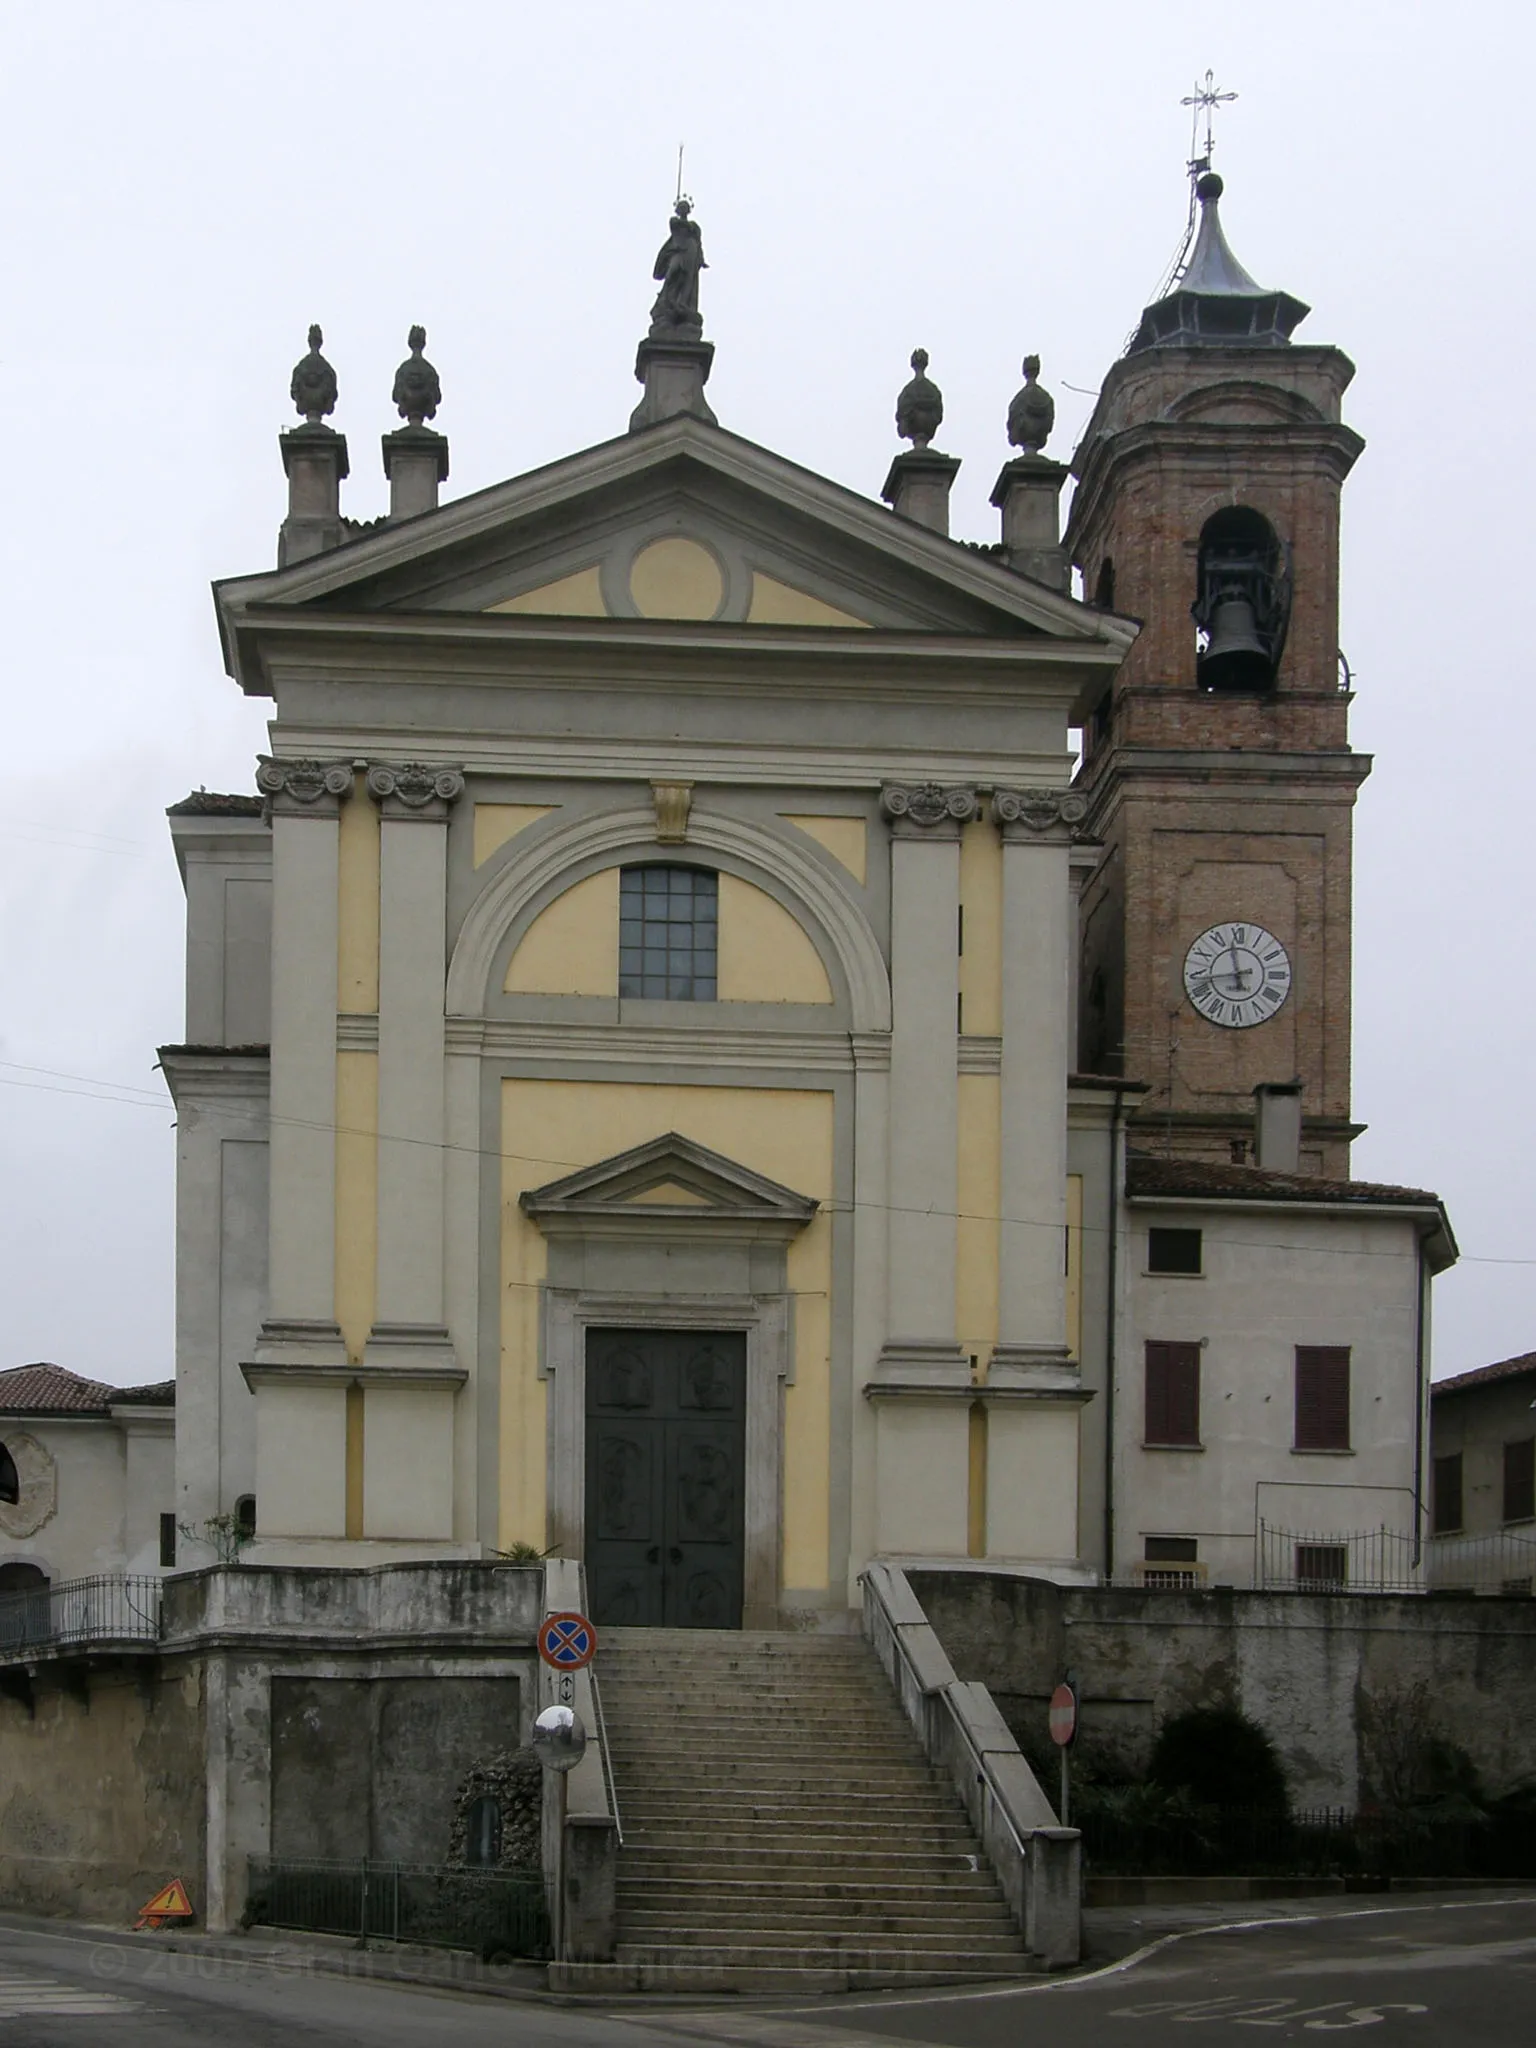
[1048,1680,1078,1747]
[538,1611,597,1671]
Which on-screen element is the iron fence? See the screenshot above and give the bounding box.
[0,1574,161,1655]
[1254,1523,1536,1594]
[1426,1528,1536,1595]
[1079,1804,1536,1881]
[245,1857,549,1960]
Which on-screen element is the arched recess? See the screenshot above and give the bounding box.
[448,804,891,1030]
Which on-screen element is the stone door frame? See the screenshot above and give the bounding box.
[542,1287,791,1629]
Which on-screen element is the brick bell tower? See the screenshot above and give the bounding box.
[1067,169,1368,1177]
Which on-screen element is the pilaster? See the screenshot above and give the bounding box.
[871,783,976,1388]
[364,762,466,1372]
[991,787,1083,1386]
[251,758,352,1371]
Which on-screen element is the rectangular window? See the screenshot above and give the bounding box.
[1148,1227,1202,1275]
[618,865,717,1001]
[158,1513,177,1569]
[1296,1542,1348,1589]
[1432,1452,1464,1535]
[1504,1437,1536,1524]
[1144,1536,1198,1563]
[1294,1346,1351,1451]
[1144,1341,1201,1447]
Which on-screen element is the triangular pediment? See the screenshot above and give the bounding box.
[218,417,1137,650]
[519,1131,818,1227]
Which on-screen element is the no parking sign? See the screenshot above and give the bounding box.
[538,1611,597,1671]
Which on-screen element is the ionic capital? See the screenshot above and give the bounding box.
[255,756,354,819]
[365,762,467,821]
[991,786,1088,842]
[879,781,979,840]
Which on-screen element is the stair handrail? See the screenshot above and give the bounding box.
[861,1561,1081,1968]
[588,1663,624,1847]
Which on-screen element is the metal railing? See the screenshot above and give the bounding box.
[1256,1523,1536,1595]
[0,1574,161,1656]
[588,1665,623,1847]
[245,1856,548,1959]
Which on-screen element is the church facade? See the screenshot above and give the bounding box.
[162,176,1453,1619]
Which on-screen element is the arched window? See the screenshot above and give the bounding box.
[235,1494,257,1542]
[0,1560,49,1648]
[1192,508,1290,692]
[465,1795,503,1867]
[0,1443,17,1507]
[619,865,718,1001]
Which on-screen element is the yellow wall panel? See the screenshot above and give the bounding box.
[958,817,1002,1038]
[499,1079,834,1587]
[486,566,607,617]
[747,573,870,628]
[505,869,619,995]
[629,537,723,619]
[337,773,380,1013]
[474,804,556,868]
[717,874,833,1004]
[956,1073,1001,1372]
[781,813,868,885]
[334,1051,378,1366]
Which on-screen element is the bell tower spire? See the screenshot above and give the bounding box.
[1067,151,1368,1177]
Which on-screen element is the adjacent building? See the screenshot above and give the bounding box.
[1430,1353,1536,1592]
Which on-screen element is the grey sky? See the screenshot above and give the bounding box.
[1,0,1530,1384]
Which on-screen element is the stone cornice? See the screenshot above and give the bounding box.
[255,756,354,819]
[879,782,979,839]
[365,761,467,821]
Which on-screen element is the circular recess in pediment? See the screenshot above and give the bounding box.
[629,536,725,620]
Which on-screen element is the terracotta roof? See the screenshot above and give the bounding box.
[1126,1152,1441,1208]
[166,792,263,817]
[1432,1352,1536,1398]
[0,1363,173,1416]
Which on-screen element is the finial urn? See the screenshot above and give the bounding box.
[290,324,338,426]
[895,349,944,449]
[1007,354,1055,456]
[392,325,441,427]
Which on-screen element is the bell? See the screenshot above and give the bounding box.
[1199,594,1272,692]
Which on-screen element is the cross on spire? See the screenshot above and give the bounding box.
[1181,69,1237,174]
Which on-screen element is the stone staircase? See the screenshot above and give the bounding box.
[583,1627,1036,1992]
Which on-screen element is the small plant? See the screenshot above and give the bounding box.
[177,1513,252,1566]
[490,1542,547,1564]
[1148,1703,1289,1814]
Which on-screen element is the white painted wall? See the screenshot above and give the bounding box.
[1120,1203,1425,1588]
[0,1412,173,1583]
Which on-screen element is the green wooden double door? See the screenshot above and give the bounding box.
[585,1327,746,1629]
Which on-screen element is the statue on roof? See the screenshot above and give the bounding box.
[649,199,707,339]
[895,349,943,449]
[290,324,338,426]
[1007,354,1055,456]
[392,325,441,427]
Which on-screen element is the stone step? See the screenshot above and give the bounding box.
[611,1942,1033,1976]
[618,1844,986,1873]
[611,1766,944,1792]
[616,1873,1006,1902]
[617,1805,970,1831]
[619,1906,1017,1938]
[616,1791,962,1817]
[551,1957,1036,1993]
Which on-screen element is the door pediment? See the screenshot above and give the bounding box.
[520,1131,818,1239]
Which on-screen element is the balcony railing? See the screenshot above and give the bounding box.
[0,1574,162,1658]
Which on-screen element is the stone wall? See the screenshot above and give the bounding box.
[270,1675,524,1864]
[911,1571,1536,1810]
[0,1657,204,1923]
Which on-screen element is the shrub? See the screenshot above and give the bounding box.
[1148,1704,1289,1813]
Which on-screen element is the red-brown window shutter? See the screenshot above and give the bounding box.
[1295,1346,1351,1451]
[1145,1341,1201,1447]
[1504,1438,1535,1524]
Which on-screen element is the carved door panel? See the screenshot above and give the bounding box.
[585,1328,746,1629]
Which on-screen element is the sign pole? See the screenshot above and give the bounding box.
[555,1766,568,1963]
[1060,1742,1070,1827]
[1048,1675,1079,1826]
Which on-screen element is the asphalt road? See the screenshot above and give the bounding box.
[0,1895,1532,2048]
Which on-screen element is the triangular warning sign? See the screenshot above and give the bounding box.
[135,1878,194,1927]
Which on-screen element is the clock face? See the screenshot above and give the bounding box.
[1183,922,1292,1030]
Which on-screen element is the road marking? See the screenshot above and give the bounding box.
[0,1962,140,2016]
[629,1896,1536,2027]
